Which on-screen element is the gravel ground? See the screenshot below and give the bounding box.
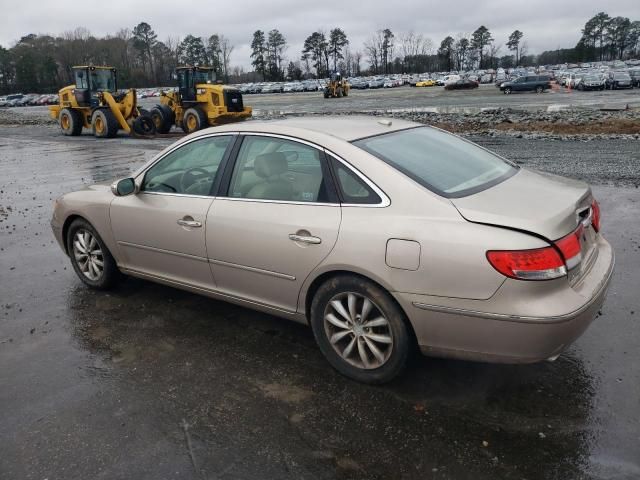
[2,85,639,140]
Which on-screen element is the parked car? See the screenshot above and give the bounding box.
[444,79,479,90]
[350,79,368,90]
[415,79,436,87]
[605,71,633,90]
[442,74,461,85]
[629,68,640,87]
[577,74,606,91]
[368,78,385,89]
[51,116,614,384]
[499,75,551,94]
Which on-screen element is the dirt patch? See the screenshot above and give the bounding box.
[259,382,313,403]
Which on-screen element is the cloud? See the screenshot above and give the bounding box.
[1,0,638,68]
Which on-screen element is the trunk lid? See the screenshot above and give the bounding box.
[451,168,592,241]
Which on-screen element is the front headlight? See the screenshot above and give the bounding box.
[500,83,505,87]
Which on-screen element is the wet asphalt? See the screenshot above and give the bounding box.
[0,124,639,480]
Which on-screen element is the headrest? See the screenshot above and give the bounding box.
[254,152,288,178]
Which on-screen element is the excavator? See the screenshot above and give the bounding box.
[150,65,252,134]
[49,66,155,138]
[323,72,350,98]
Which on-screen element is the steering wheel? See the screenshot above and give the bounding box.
[180,167,211,193]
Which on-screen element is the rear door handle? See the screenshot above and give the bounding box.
[289,234,321,244]
[177,217,202,228]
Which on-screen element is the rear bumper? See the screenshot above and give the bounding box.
[393,235,614,364]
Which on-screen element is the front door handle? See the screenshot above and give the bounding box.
[289,233,321,244]
[177,217,202,228]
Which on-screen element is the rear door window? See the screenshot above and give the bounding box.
[227,136,335,203]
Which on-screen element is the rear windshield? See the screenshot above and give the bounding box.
[353,127,517,198]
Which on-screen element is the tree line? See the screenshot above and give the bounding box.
[1,12,639,94]
[0,22,235,94]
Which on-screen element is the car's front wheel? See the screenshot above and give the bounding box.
[310,275,412,383]
[503,87,512,94]
[67,218,121,289]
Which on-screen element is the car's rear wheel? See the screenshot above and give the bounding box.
[535,86,544,94]
[310,275,411,383]
[67,218,121,290]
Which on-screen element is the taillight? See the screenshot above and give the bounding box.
[486,248,567,281]
[591,199,601,232]
[487,222,589,281]
[554,225,583,269]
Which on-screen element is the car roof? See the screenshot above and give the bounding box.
[195,116,420,142]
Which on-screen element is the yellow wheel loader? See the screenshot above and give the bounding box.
[49,66,155,138]
[150,66,252,135]
[323,72,350,98]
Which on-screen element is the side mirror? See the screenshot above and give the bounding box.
[111,178,136,196]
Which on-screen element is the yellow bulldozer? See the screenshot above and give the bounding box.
[323,72,350,98]
[150,66,252,134]
[49,66,155,138]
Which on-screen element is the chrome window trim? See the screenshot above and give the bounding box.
[139,191,217,200]
[216,197,339,207]
[232,132,391,208]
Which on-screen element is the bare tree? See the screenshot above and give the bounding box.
[220,35,234,82]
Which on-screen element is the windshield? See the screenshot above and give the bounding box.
[193,69,215,84]
[353,127,517,198]
[89,69,116,91]
[614,72,631,80]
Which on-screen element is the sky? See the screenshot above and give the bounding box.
[1,0,639,69]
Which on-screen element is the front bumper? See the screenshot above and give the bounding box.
[393,235,614,364]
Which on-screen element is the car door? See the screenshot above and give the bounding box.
[206,134,341,313]
[110,134,234,289]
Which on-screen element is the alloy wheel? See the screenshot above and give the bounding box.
[323,292,393,369]
[72,229,104,281]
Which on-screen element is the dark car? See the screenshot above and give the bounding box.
[499,75,551,94]
[578,74,605,91]
[605,71,633,90]
[629,69,640,88]
[444,79,479,90]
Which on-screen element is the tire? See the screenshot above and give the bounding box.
[310,275,412,384]
[535,86,544,94]
[132,114,157,136]
[577,84,584,91]
[181,107,208,134]
[66,218,121,290]
[503,87,512,94]
[59,108,82,136]
[91,109,118,138]
[150,105,174,134]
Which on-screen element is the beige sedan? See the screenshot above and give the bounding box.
[51,116,614,383]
